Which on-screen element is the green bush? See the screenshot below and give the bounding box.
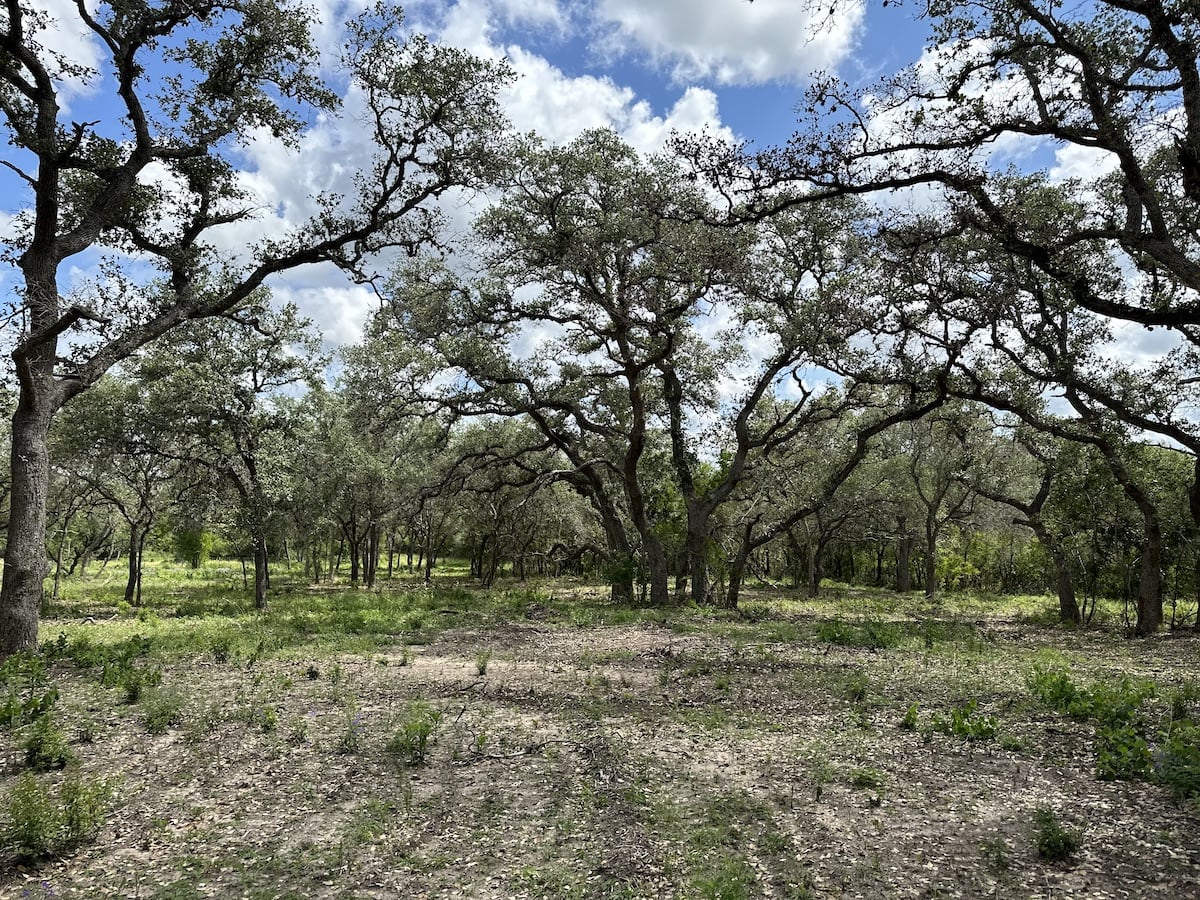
[1028,666,1154,724]
[1032,806,1081,861]
[385,701,442,766]
[0,770,112,860]
[142,688,186,735]
[931,699,998,741]
[1158,720,1200,801]
[1095,722,1152,780]
[0,651,58,729]
[900,702,920,731]
[1027,666,1084,714]
[22,715,76,771]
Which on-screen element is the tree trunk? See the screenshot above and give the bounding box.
[807,540,823,599]
[724,523,754,609]
[924,519,939,598]
[253,534,269,610]
[125,524,143,607]
[644,536,671,607]
[0,401,55,654]
[1135,519,1164,636]
[685,508,711,605]
[897,533,913,593]
[51,511,72,605]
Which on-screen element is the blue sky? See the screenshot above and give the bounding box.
[1,0,938,349]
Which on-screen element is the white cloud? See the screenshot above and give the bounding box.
[501,47,731,152]
[26,0,103,105]
[1049,144,1120,183]
[592,0,866,84]
[272,281,381,348]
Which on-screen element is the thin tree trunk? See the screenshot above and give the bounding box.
[253,534,269,610]
[924,518,938,598]
[125,524,142,607]
[51,512,71,604]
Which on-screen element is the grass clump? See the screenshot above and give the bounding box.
[0,770,113,860]
[22,715,76,771]
[385,701,442,766]
[474,649,492,677]
[815,619,901,650]
[1032,806,1081,861]
[142,687,187,735]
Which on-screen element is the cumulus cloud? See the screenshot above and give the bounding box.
[501,47,731,152]
[25,0,104,106]
[592,0,866,84]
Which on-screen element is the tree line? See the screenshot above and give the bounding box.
[1,0,1197,652]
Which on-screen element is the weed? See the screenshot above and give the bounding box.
[251,704,280,733]
[305,664,320,680]
[900,702,920,731]
[385,701,442,766]
[849,768,884,791]
[22,715,75,771]
[1157,719,1200,801]
[931,699,998,741]
[0,651,59,728]
[808,755,834,802]
[474,649,492,677]
[286,719,309,746]
[815,619,900,650]
[980,836,1011,875]
[337,709,366,754]
[74,718,98,745]
[1167,680,1199,722]
[143,687,187,735]
[0,770,112,860]
[844,671,870,703]
[1031,807,1081,861]
[184,702,223,743]
[1095,722,1152,780]
[210,637,232,664]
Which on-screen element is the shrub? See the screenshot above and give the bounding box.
[22,715,75,771]
[385,701,442,766]
[1032,807,1081,861]
[1028,666,1154,725]
[0,651,59,729]
[0,770,112,860]
[1157,720,1200,801]
[1095,722,1152,781]
[142,688,186,735]
[932,699,998,741]
[900,702,920,731]
[1027,666,1087,717]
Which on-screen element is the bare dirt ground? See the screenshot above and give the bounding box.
[2,609,1198,899]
